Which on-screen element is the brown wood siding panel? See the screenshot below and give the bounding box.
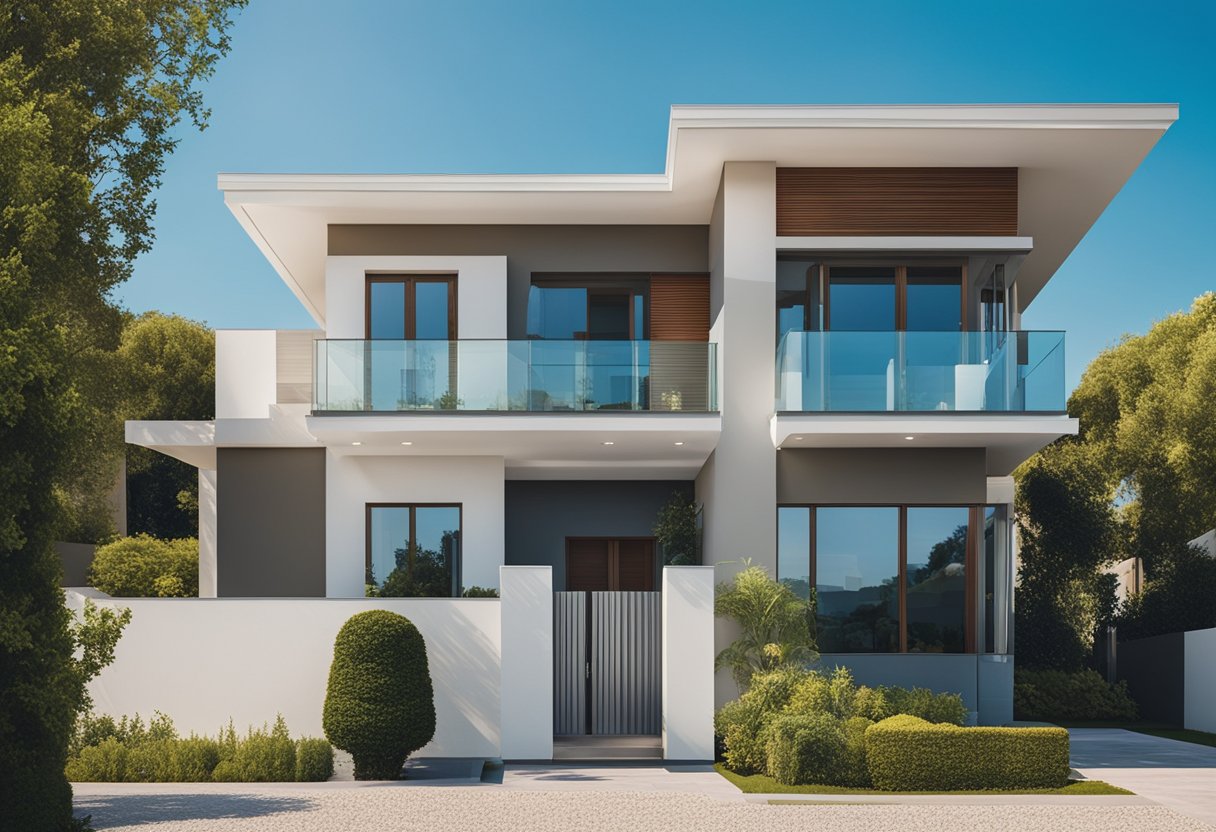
[276,330,321,404]
[649,274,710,341]
[776,168,1018,236]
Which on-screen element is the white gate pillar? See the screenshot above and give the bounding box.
[500,565,553,760]
[662,566,715,760]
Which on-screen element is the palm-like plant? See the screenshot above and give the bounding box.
[715,562,818,689]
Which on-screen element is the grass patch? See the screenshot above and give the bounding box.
[1057,721,1216,749]
[713,764,1132,796]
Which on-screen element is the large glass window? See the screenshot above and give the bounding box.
[827,267,897,331]
[526,280,647,341]
[366,504,461,597]
[815,507,900,653]
[777,504,977,654]
[905,507,969,653]
[905,266,963,331]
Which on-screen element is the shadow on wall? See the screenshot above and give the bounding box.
[73,794,316,828]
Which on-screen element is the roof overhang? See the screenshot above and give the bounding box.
[219,103,1176,326]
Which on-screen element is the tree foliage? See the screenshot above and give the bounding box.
[715,563,818,689]
[0,2,243,827]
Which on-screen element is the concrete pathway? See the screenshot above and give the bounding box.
[1070,728,1216,828]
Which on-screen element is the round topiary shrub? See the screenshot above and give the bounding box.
[765,712,846,786]
[322,610,436,779]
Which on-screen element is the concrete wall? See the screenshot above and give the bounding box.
[1118,631,1185,725]
[325,454,505,597]
[215,330,276,419]
[503,480,692,590]
[216,448,326,598]
[662,567,715,759]
[1185,627,1216,733]
[328,225,709,340]
[198,469,218,598]
[777,448,988,504]
[499,566,552,760]
[67,589,501,757]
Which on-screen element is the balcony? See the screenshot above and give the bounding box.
[313,340,718,414]
[776,330,1066,413]
[772,331,1074,475]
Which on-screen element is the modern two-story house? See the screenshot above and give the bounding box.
[120,104,1175,758]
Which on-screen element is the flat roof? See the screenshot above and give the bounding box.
[220,104,1176,326]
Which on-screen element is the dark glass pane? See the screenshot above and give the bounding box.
[828,267,896,331]
[412,506,460,597]
[588,292,631,340]
[777,292,806,340]
[906,507,969,653]
[633,294,645,340]
[906,267,963,331]
[815,507,899,652]
[414,281,452,339]
[526,286,587,339]
[984,506,996,653]
[368,281,406,339]
[777,507,811,600]
[366,506,410,594]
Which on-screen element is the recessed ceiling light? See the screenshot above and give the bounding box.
[602,441,615,446]
[351,441,362,446]
[674,441,685,446]
[905,436,915,441]
[793,436,803,441]
[400,441,413,446]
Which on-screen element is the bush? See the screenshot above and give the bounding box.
[714,666,809,774]
[1013,668,1138,722]
[865,715,1070,790]
[295,738,335,782]
[66,712,333,783]
[838,716,873,787]
[1119,544,1216,641]
[89,534,199,597]
[765,712,844,786]
[323,610,436,779]
[873,685,968,726]
[460,586,499,598]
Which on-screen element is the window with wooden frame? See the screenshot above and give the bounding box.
[365,503,462,597]
[776,504,980,654]
[365,275,457,340]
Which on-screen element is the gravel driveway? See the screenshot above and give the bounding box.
[73,787,1212,832]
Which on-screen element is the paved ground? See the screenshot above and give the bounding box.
[1070,727,1216,828]
[73,786,1210,832]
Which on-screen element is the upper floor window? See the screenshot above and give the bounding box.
[366,275,457,340]
[527,277,648,340]
[366,503,462,597]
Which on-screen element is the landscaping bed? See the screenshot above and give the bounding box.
[714,764,1134,796]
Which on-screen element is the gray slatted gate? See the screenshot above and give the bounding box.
[554,590,661,736]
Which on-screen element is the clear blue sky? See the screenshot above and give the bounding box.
[117,0,1216,391]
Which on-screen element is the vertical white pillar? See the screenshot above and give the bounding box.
[662,566,716,760]
[198,468,218,598]
[499,565,552,760]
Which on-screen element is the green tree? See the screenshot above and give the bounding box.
[0,3,243,828]
[653,490,700,565]
[715,563,818,689]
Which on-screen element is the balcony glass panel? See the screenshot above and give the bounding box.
[776,330,1065,412]
[314,340,716,413]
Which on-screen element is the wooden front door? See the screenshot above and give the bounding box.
[565,538,656,591]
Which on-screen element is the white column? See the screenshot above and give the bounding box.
[499,565,552,760]
[662,566,716,760]
[198,468,217,598]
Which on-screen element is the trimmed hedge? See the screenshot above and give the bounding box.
[89,534,199,597]
[865,715,1070,790]
[765,712,844,786]
[323,610,436,780]
[1013,668,1138,722]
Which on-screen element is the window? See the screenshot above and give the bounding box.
[778,505,978,654]
[366,504,461,597]
[365,275,456,340]
[365,276,458,411]
[526,278,648,341]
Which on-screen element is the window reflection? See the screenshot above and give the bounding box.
[815,507,900,653]
[905,507,969,653]
[777,507,811,600]
[366,505,461,598]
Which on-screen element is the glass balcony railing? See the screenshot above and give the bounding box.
[776,330,1066,412]
[314,340,718,413]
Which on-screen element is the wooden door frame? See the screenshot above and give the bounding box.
[564,536,657,591]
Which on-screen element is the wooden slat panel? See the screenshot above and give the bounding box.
[276,329,323,404]
[649,274,710,341]
[615,540,655,592]
[776,168,1018,236]
[567,539,611,592]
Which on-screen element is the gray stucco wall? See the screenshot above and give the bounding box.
[216,448,326,597]
[328,225,709,339]
[504,480,692,591]
[777,447,987,504]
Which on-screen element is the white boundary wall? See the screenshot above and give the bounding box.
[1185,627,1216,733]
[662,567,715,760]
[67,590,501,757]
[499,566,553,760]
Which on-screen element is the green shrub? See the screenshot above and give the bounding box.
[65,737,129,782]
[460,586,499,598]
[89,534,199,597]
[212,717,295,782]
[295,738,335,782]
[873,685,968,726]
[865,715,1070,790]
[323,610,436,779]
[1013,668,1138,722]
[838,716,873,787]
[171,737,222,782]
[765,712,845,785]
[714,666,809,774]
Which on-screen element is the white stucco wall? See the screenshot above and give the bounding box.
[198,469,218,598]
[1185,627,1216,733]
[499,566,553,760]
[67,590,501,757]
[662,567,715,760]
[215,330,277,419]
[325,453,505,597]
[325,256,508,340]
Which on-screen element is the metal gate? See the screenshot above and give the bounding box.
[554,591,661,735]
